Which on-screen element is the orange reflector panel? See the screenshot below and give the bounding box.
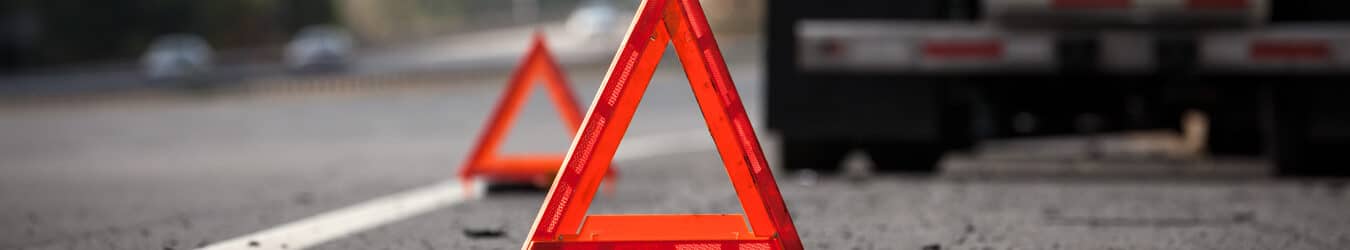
[531,239,777,250]
[1251,40,1331,61]
[475,155,564,183]
[520,0,802,249]
[458,32,613,190]
[569,215,760,241]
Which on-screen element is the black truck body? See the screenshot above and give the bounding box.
[766,0,1350,176]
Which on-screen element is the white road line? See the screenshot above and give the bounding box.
[197,181,482,250]
[196,129,721,250]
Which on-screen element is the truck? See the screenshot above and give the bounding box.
[766,0,1350,176]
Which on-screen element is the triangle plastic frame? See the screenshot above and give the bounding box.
[521,1,803,249]
[458,33,590,188]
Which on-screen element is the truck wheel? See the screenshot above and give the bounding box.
[863,142,941,174]
[780,138,849,174]
[1270,84,1350,177]
[1207,86,1265,156]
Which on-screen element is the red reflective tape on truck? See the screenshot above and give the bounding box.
[817,39,847,58]
[1187,0,1248,9]
[1053,0,1131,9]
[922,40,1004,60]
[1250,40,1332,61]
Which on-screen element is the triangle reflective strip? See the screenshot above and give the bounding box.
[522,0,803,249]
[458,32,586,185]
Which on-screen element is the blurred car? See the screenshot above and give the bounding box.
[565,0,620,42]
[285,25,355,72]
[141,34,214,80]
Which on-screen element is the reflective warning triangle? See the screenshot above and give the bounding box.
[522,0,803,249]
[458,32,592,189]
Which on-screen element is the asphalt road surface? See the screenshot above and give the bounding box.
[3,45,1349,250]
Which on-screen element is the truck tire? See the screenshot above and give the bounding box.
[863,142,942,173]
[780,137,850,174]
[1206,84,1265,156]
[1270,83,1350,177]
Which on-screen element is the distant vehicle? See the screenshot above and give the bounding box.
[285,25,355,72]
[141,34,214,80]
[565,1,620,42]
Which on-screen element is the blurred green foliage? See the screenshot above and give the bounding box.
[0,0,672,68]
[2,0,337,67]
[338,0,586,44]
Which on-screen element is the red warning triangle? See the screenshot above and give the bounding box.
[458,33,594,188]
[522,0,803,249]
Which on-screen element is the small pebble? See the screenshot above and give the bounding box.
[463,228,505,239]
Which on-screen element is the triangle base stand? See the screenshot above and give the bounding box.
[530,214,779,250]
[521,0,803,249]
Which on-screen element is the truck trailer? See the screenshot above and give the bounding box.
[766,0,1350,176]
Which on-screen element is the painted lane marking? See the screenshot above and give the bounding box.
[198,129,718,249]
[198,181,482,250]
